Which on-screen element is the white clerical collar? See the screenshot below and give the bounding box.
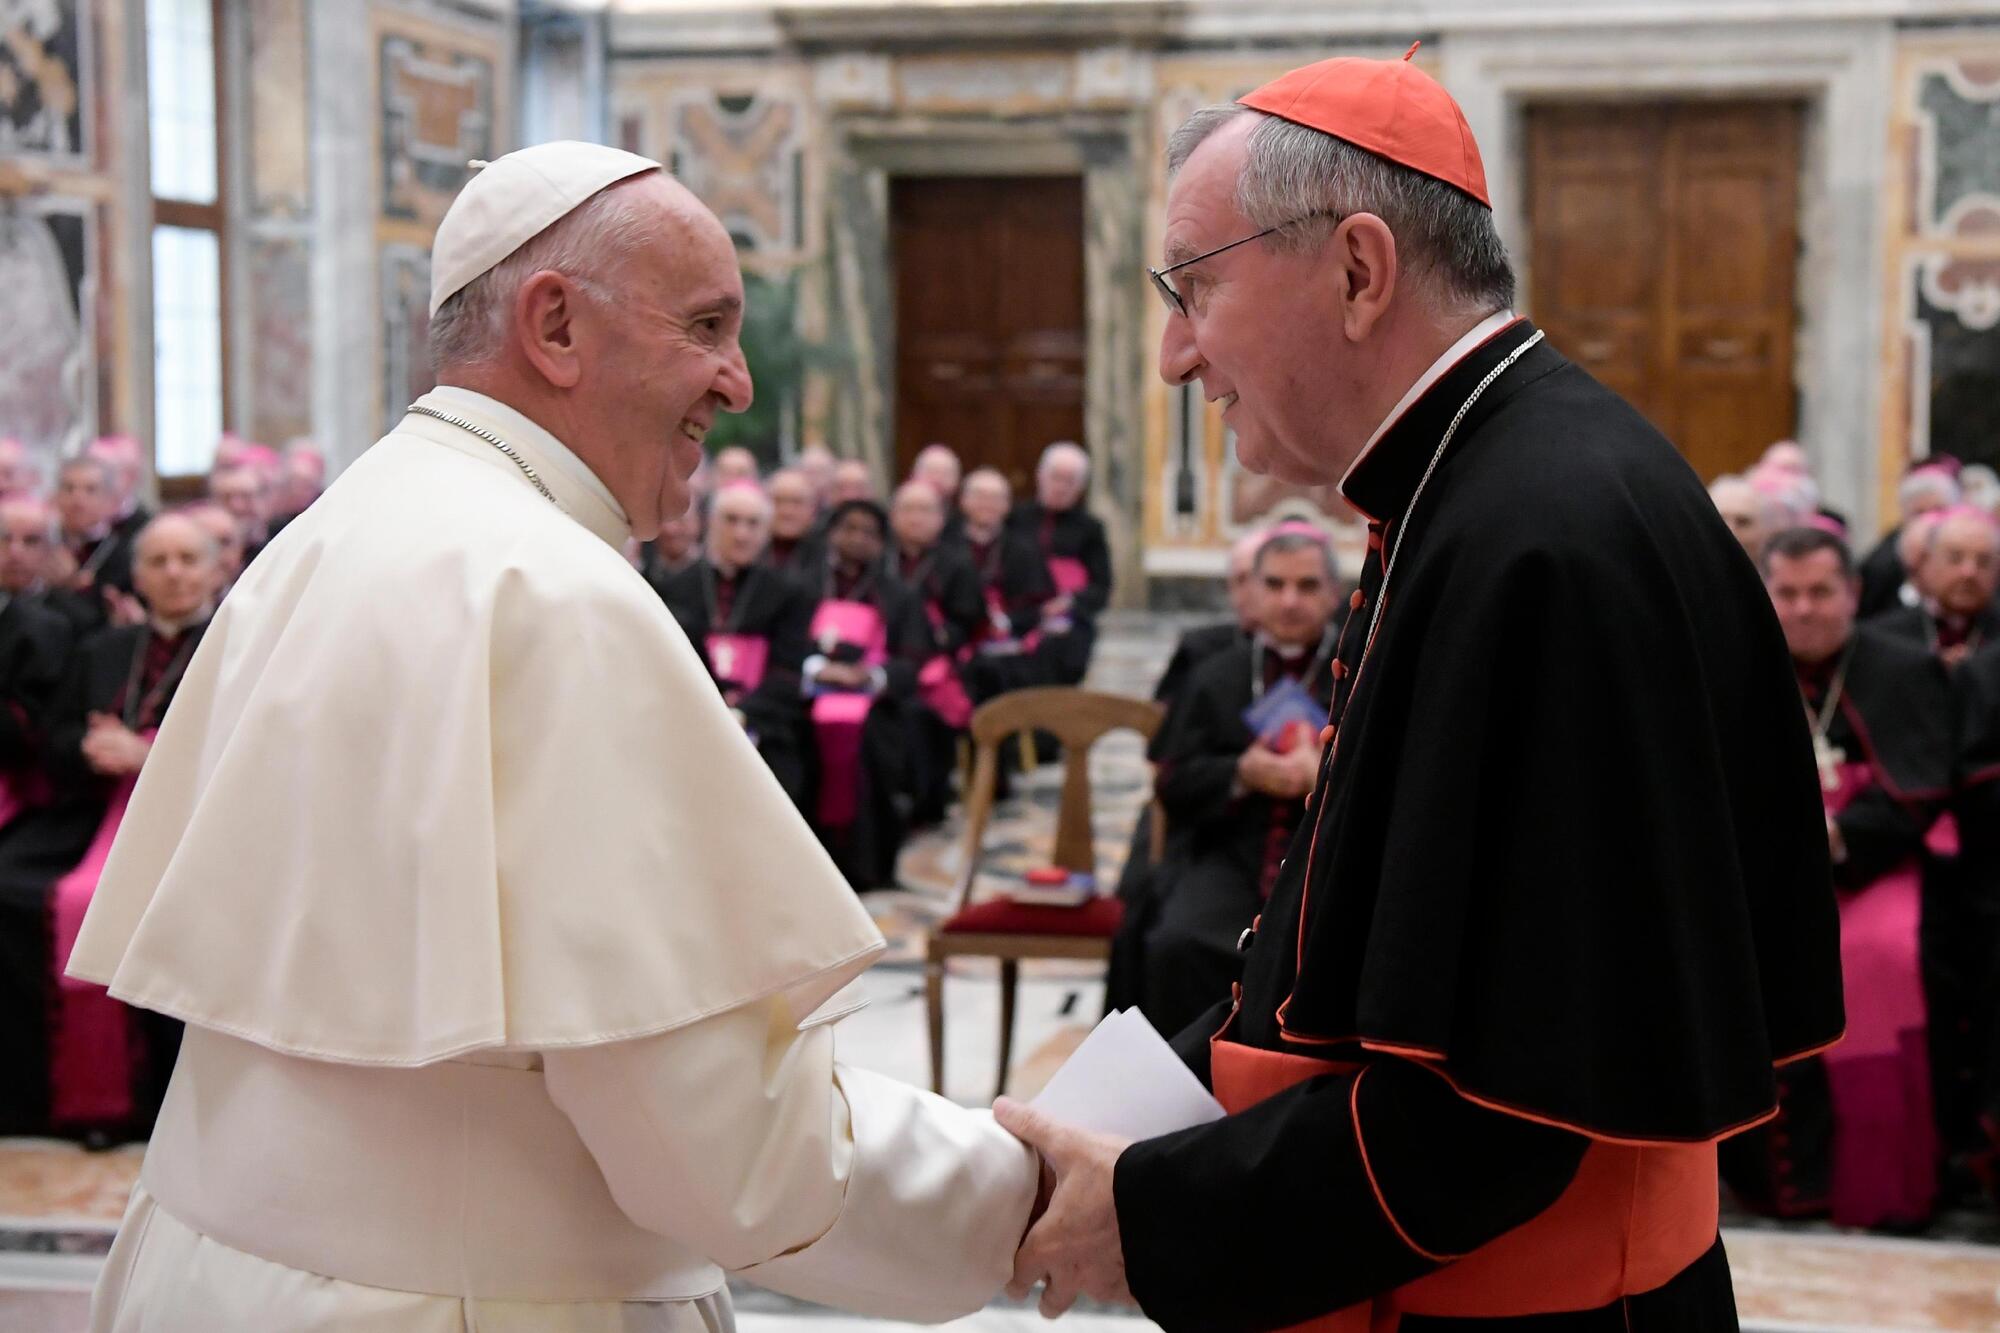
[1337,309,1517,502]
[151,607,211,639]
[415,386,630,550]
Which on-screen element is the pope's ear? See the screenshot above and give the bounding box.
[514,270,585,390]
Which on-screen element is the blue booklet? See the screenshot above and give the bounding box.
[1242,676,1324,745]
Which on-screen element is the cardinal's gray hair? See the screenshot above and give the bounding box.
[1166,104,1514,314]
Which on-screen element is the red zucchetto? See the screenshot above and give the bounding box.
[1237,44,1491,208]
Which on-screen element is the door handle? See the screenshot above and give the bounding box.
[1701,337,1746,360]
[929,363,965,381]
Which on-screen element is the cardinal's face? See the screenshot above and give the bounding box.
[1157,115,1357,489]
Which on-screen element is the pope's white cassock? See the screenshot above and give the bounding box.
[66,143,1037,1331]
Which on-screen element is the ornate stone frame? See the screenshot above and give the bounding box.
[1441,18,1895,532]
[823,108,1149,602]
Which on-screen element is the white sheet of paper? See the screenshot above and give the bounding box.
[1030,1008,1226,1141]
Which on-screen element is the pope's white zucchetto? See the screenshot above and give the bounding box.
[427,140,663,317]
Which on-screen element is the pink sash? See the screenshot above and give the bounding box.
[1925,811,1960,859]
[810,601,887,829]
[1047,556,1089,598]
[1821,759,1937,1225]
[705,633,769,699]
[918,655,973,729]
[50,770,143,1128]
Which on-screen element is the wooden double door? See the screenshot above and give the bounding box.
[1526,101,1803,483]
[890,176,1086,495]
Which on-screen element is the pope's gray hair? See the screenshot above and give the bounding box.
[1166,104,1515,314]
[429,170,666,370]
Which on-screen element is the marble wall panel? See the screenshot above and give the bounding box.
[615,61,815,268]
[0,0,89,165]
[377,22,493,231]
[0,198,94,463]
[1882,38,2000,494]
[246,234,313,445]
[379,243,433,434]
[247,0,311,219]
[668,90,806,258]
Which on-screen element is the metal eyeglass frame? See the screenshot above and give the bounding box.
[1146,212,1342,317]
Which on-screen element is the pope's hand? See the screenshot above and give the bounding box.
[993,1097,1134,1319]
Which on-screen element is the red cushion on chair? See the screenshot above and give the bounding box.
[941,896,1125,938]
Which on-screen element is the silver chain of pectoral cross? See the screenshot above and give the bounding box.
[1350,328,1548,716]
[406,403,562,509]
[1803,645,1854,793]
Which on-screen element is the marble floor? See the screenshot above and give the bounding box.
[4,613,2000,1331]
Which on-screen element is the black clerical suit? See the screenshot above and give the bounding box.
[1859,527,1908,621]
[658,560,815,809]
[1719,628,1950,1224]
[1003,499,1112,685]
[806,560,934,889]
[1105,619,1254,1015]
[1867,600,2000,663]
[1112,321,1843,1332]
[45,528,137,636]
[0,619,206,1139]
[0,594,75,813]
[893,541,986,655]
[1151,621,1250,718]
[891,540,985,824]
[1950,644,2000,1174]
[763,529,823,580]
[1862,602,1999,1155]
[1131,634,1336,1039]
[638,543,700,594]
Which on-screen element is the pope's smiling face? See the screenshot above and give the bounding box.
[578,177,753,539]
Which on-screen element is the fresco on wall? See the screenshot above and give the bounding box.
[1890,49,2000,480]
[668,90,806,257]
[380,243,434,433]
[379,30,493,230]
[1917,63,2000,237]
[249,0,312,218]
[248,235,314,446]
[0,0,87,164]
[0,200,92,460]
[1909,254,2000,473]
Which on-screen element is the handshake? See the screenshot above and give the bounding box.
[977,1006,1226,1320]
[994,1096,1137,1318]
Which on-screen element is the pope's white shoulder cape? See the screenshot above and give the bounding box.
[69,397,882,1064]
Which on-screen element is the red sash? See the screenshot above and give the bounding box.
[50,765,147,1128]
[1209,1024,1717,1330]
[705,632,769,698]
[810,601,888,829]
